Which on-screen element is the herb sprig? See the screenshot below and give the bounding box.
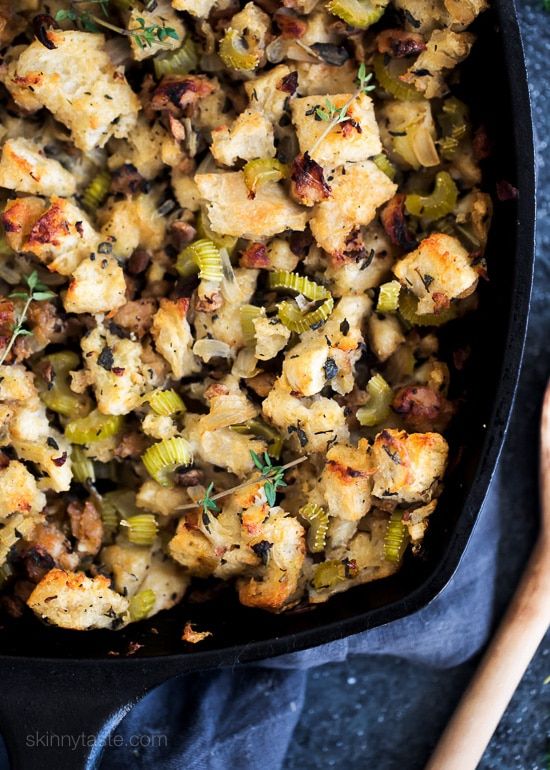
[178,453,307,513]
[55,2,179,49]
[309,63,375,156]
[0,272,55,366]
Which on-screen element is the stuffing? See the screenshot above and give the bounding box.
[393,233,478,314]
[195,172,308,239]
[1,32,139,152]
[320,441,373,521]
[142,413,177,440]
[1,196,47,252]
[137,547,190,615]
[0,138,76,197]
[128,0,185,61]
[291,93,381,165]
[172,170,201,211]
[211,109,275,167]
[0,364,35,402]
[262,376,350,454]
[169,520,221,577]
[108,117,171,180]
[310,161,397,255]
[195,268,258,354]
[27,568,129,630]
[136,479,189,516]
[443,0,489,28]
[7,397,72,492]
[98,194,165,260]
[238,505,305,611]
[101,541,152,598]
[0,512,41,565]
[81,324,149,415]
[265,238,301,272]
[295,62,357,96]
[186,412,266,476]
[378,99,439,170]
[151,298,200,379]
[171,0,217,17]
[22,197,99,276]
[368,314,406,362]
[226,3,271,68]
[0,460,46,518]
[244,65,295,122]
[63,254,126,314]
[282,333,330,397]
[67,499,103,557]
[310,513,399,603]
[371,428,448,503]
[401,30,475,99]
[324,223,394,297]
[393,0,449,34]
[253,317,291,361]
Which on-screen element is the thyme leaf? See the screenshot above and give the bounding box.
[0,271,55,366]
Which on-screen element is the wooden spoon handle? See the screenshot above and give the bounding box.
[427,383,550,770]
[425,535,550,770]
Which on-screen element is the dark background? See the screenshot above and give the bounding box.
[285,2,550,767]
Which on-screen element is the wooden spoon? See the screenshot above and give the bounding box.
[425,382,550,770]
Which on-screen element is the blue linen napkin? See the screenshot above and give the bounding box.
[101,471,501,770]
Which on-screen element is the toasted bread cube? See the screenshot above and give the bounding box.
[171,0,217,17]
[108,117,171,181]
[8,397,72,492]
[244,65,295,122]
[0,364,35,402]
[136,479,189,516]
[325,223,394,297]
[0,138,76,197]
[2,195,47,251]
[295,62,357,95]
[64,254,126,314]
[371,428,448,503]
[0,460,46,518]
[23,197,99,276]
[282,333,330,397]
[368,314,406,362]
[98,194,165,260]
[151,298,200,380]
[262,376,350,454]
[1,32,139,152]
[292,93,381,164]
[195,268,258,354]
[310,161,397,255]
[195,172,308,239]
[81,325,147,415]
[27,569,129,630]
[211,109,275,167]
[238,506,305,611]
[321,441,373,521]
[401,30,475,99]
[393,233,478,314]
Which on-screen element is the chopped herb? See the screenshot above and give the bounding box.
[97,346,114,371]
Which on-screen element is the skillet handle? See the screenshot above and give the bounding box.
[0,661,172,770]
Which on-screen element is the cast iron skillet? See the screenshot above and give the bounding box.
[0,1,535,767]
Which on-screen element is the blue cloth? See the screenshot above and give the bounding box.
[102,472,501,770]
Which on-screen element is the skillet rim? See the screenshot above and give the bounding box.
[0,0,535,668]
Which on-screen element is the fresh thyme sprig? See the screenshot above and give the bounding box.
[250,450,288,506]
[198,482,220,518]
[0,271,55,366]
[55,2,179,49]
[177,454,307,513]
[309,63,375,156]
